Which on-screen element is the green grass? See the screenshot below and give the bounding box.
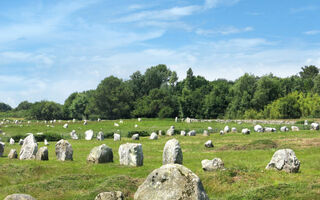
[0,118,319,199]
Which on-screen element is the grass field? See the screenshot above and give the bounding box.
[0,118,319,200]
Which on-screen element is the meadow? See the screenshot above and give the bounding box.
[0,118,319,200]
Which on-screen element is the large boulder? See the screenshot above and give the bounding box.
[132,134,139,140]
[97,131,104,141]
[95,191,124,200]
[114,133,121,141]
[8,149,17,159]
[311,122,319,130]
[291,126,299,132]
[36,146,48,161]
[266,149,300,173]
[4,194,36,200]
[149,132,158,140]
[118,143,143,166]
[87,144,113,164]
[166,126,175,136]
[201,158,225,171]
[85,129,94,140]
[19,134,38,160]
[241,128,250,135]
[204,140,214,148]
[163,139,183,165]
[254,125,264,132]
[0,142,4,157]
[55,139,73,161]
[134,164,209,200]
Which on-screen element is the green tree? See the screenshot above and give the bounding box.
[15,101,32,111]
[299,65,319,79]
[0,102,12,112]
[30,101,63,120]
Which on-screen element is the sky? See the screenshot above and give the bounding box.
[0,0,320,107]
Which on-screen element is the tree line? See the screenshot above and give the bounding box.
[1,64,320,120]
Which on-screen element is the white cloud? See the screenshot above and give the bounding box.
[196,26,253,35]
[304,30,320,35]
[204,0,240,9]
[290,6,318,14]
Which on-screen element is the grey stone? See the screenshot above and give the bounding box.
[224,126,230,133]
[18,139,24,145]
[118,143,143,166]
[280,126,289,132]
[94,191,124,200]
[44,139,49,146]
[201,158,225,171]
[231,127,237,133]
[87,144,113,164]
[149,132,158,140]
[8,149,17,159]
[311,122,319,130]
[114,133,121,141]
[9,138,15,144]
[0,142,4,157]
[4,194,36,200]
[134,164,209,200]
[241,128,250,134]
[180,130,186,136]
[219,130,224,135]
[97,131,104,141]
[265,127,276,132]
[36,147,48,161]
[163,139,183,165]
[266,149,300,173]
[204,140,214,148]
[55,139,73,161]
[132,134,139,140]
[19,134,38,160]
[291,126,299,132]
[254,125,264,132]
[63,123,68,128]
[187,130,196,136]
[85,129,94,140]
[70,130,78,140]
[203,130,209,136]
[166,126,175,136]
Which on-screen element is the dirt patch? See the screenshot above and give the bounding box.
[276,138,320,148]
[219,139,277,151]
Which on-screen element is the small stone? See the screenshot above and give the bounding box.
[241,128,250,134]
[224,126,230,133]
[85,129,94,140]
[18,139,24,145]
[280,126,289,132]
[311,123,319,130]
[202,158,225,171]
[180,130,186,136]
[114,133,121,141]
[8,149,18,159]
[70,130,78,140]
[94,191,124,200]
[231,127,237,133]
[4,194,36,200]
[254,125,264,132]
[187,130,196,136]
[203,130,209,136]
[204,140,214,148]
[9,138,15,145]
[44,139,49,146]
[132,134,139,140]
[97,131,104,141]
[291,126,300,132]
[149,132,158,140]
[166,126,175,136]
[36,146,49,160]
[63,123,68,128]
[0,142,5,157]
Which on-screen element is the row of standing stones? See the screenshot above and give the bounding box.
[1,129,302,200]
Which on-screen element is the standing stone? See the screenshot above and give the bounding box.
[132,134,139,140]
[149,132,158,140]
[95,191,124,200]
[219,130,224,135]
[85,129,94,140]
[158,130,162,136]
[138,118,142,122]
[83,120,88,125]
[114,123,119,127]
[163,139,183,165]
[291,126,300,132]
[70,130,78,140]
[18,139,24,145]
[311,122,319,130]
[9,138,14,145]
[224,126,230,133]
[73,118,76,123]
[97,131,104,141]
[134,164,209,200]
[187,130,196,136]
[114,133,121,141]
[8,149,17,159]
[266,149,300,173]
[97,118,101,122]
[63,123,68,128]
[36,146,49,161]
[254,125,264,132]
[4,194,36,200]
[231,127,237,133]
[208,126,213,132]
[166,126,175,136]
[265,127,276,132]
[134,124,138,128]
[55,139,73,161]
[203,130,209,136]
[204,140,214,148]
[185,117,191,123]
[304,120,308,126]
[0,142,4,156]
[87,144,113,164]
[118,143,143,166]
[19,134,38,160]
[44,139,49,146]
[201,158,225,171]
[175,117,178,123]
[180,130,186,136]
[241,128,250,135]
[280,126,289,132]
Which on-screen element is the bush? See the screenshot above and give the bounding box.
[127,131,150,138]
[104,132,114,138]
[9,133,64,142]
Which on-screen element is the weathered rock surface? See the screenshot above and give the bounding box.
[36,146,49,161]
[204,140,214,148]
[241,128,250,134]
[97,131,104,141]
[166,126,175,136]
[280,126,289,132]
[163,139,183,165]
[203,130,209,136]
[70,130,78,140]
[8,149,17,159]
[266,149,300,173]
[44,139,49,146]
[149,132,158,140]
[118,143,143,166]
[265,127,276,132]
[85,129,94,140]
[180,130,186,136]
[18,139,24,145]
[4,194,36,200]
[114,133,121,141]
[291,126,300,132]
[9,138,14,144]
[254,125,264,132]
[187,130,196,136]
[94,191,124,200]
[231,127,237,133]
[201,158,225,171]
[311,122,319,130]
[19,134,38,160]
[224,126,230,133]
[134,164,209,200]
[87,144,113,164]
[55,139,73,161]
[63,123,68,128]
[132,134,139,140]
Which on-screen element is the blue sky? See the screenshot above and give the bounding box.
[1,0,320,107]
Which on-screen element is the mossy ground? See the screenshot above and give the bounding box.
[0,119,319,199]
